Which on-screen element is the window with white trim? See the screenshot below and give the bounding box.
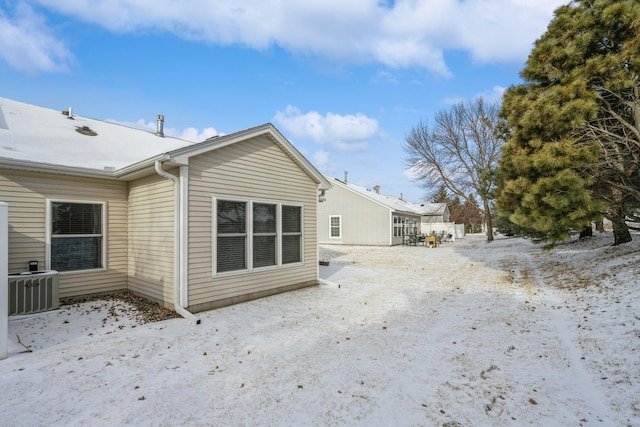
[216,200,247,273]
[282,205,302,264]
[329,215,341,238]
[253,203,277,268]
[393,215,417,237]
[214,198,303,274]
[49,201,105,272]
[393,215,403,237]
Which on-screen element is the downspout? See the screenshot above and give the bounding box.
[317,187,328,283]
[155,160,200,324]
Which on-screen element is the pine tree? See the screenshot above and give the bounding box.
[450,195,485,234]
[431,185,450,204]
[448,196,462,221]
[497,0,640,245]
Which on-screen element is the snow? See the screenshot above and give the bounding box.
[2,233,639,426]
[323,176,447,216]
[0,97,192,171]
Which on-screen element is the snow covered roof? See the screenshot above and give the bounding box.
[0,97,330,189]
[0,97,194,173]
[325,176,447,216]
[412,201,449,216]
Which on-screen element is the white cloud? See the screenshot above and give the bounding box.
[442,95,466,106]
[0,2,73,73]
[404,164,424,182]
[476,85,507,103]
[274,105,380,151]
[23,0,564,77]
[312,149,331,170]
[107,118,219,142]
[175,126,219,142]
[444,86,507,106]
[449,0,563,64]
[373,70,399,85]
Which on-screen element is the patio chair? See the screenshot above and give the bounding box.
[403,234,418,246]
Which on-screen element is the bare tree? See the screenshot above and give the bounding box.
[575,85,640,244]
[405,97,504,241]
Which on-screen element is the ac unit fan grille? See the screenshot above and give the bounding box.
[8,272,60,316]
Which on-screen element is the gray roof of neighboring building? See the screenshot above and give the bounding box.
[325,176,447,216]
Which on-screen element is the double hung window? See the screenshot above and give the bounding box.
[49,201,105,272]
[216,200,247,273]
[253,203,277,268]
[281,205,302,264]
[329,215,341,238]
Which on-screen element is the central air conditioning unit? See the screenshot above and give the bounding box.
[8,270,60,316]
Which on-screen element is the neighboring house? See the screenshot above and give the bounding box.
[318,176,450,246]
[417,202,450,224]
[0,97,330,320]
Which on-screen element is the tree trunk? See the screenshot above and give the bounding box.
[611,217,632,245]
[595,220,604,232]
[484,198,494,242]
[609,188,632,245]
[579,225,593,239]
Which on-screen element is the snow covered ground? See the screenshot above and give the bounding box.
[1,233,639,426]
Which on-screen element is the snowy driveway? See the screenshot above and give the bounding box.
[1,234,638,426]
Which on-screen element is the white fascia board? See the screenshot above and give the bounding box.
[0,157,117,179]
[112,153,187,179]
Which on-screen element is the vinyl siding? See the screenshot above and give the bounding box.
[0,169,128,297]
[127,172,175,306]
[318,183,395,245]
[186,134,319,310]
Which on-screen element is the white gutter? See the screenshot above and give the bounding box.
[154,160,200,324]
[0,157,118,179]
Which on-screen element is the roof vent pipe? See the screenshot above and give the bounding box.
[156,114,165,137]
[344,171,348,184]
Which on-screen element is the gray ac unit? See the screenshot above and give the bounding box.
[8,270,60,315]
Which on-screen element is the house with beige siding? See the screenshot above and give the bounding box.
[0,97,330,321]
[318,176,450,246]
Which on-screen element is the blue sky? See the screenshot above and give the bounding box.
[0,0,566,203]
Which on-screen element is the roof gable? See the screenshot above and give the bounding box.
[325,176,447,216]
[166,123,330,189]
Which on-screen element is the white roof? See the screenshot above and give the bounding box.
[325,176,447,216]
[0,97,194,171]
[0,97,331,189]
